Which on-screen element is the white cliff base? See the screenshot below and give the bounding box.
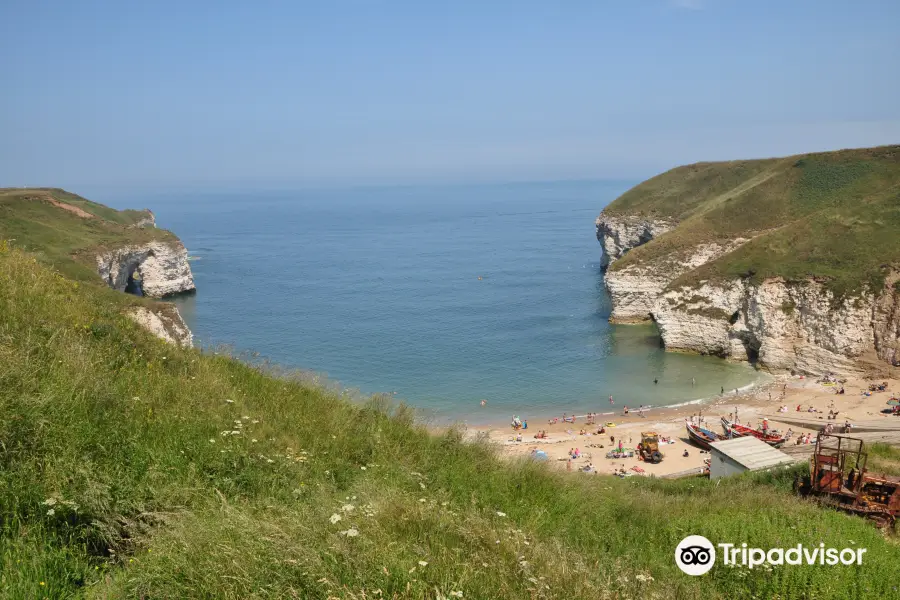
[128,307,193,347]
[653,278,900,375]
[97,241,195,298]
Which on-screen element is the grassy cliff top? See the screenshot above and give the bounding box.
[1,240,899,597]
[604,145,900,297]
[0,188,177,281]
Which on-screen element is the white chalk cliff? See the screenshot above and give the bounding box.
[96,241,195,298]
[127,306,193,347]
[96,240,196,347]
[597,213,900,375]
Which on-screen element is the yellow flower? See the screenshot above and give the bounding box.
[40,582,45,586]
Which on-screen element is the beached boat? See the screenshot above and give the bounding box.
[685,422,725,450]
[721,417,786,448]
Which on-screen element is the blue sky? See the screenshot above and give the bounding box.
[2,0,899,190]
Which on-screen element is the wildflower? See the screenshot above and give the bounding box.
[46,508,55,516]
[635,573,654,583]
[418,561,428,567]
[266,459,274,464]
[209,439,215,443]
[419,498,426,503]
[251,419,259,424]
[341,504,355,513]
[419,482,426,490]
[230,430,241,436]
[251,439,258,443]
[496,511,507,517]
[42,498,57,506]
[242,416,250,421]
[340,528,359,537]
[450,592,463,598]
[225,399,234,404]
[360,466,367,471]
[40,582,45,586]
[329,513,342,524]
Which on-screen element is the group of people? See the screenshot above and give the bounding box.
[510,415,527,430]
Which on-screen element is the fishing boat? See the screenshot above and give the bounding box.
[721,417,786,448]
[685,421,725,450]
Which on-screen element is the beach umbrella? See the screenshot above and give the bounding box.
[887,398,900,407]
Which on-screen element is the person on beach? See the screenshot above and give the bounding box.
[638,405,645,418]
[566,459,572,472]
[692,377,696,386]
[654,378,658,385]
[623,406,629,415]
[721,386,724,395]
[609,395,614,405]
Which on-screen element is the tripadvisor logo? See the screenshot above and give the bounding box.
[675,535,867,576]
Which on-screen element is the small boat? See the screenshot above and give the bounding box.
[686,422,725,450]
[721,417,786,448]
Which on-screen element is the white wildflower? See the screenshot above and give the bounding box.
[360,466,367,471]
[341,504,355,513]
[496,511,507,517]
[42,498,57,506]
[635,573,654,583]
[329,513,342,524]
[266,458,274,464]
[418,561,428,567]
[209,438,215,443]
[230,430,241,435]
[419,482,426,490]
[241,416,250,421]
[46,508,55,516]
[251,419,259,424]
[418,498,426,503]
[340,528,359,537]
[450,591,463,598]
[224,399,234,404]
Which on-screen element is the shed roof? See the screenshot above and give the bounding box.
[709,436,795,471]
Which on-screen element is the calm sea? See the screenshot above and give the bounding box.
[104,181,761,424]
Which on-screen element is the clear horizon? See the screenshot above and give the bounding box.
[2,0,899,191]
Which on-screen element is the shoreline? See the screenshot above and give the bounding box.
[458,373,900,478]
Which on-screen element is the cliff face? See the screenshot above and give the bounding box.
[127,306,193,347]
[96,241,195,298]
[594,145,900,375]
[595,214,672,269]
[598,226,900,374]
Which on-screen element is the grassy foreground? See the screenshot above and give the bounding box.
[604,145,900,299]
[1,245,899,599]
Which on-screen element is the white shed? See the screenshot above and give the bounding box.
[708,436,796,480]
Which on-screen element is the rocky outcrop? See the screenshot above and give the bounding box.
[127,306,193,347]
[652,277,900,375]
[595,210,900,374]
[604,241,748,323]
[130,210,156,228]
[96,241,195,298]
[595,214,673,269]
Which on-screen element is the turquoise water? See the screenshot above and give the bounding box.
[107,181,761,424]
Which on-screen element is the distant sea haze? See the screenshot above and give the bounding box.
[112,181,762,424]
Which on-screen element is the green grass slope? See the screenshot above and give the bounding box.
[605,145,900,298]
[1,244,898,598]
[0,188,175,282]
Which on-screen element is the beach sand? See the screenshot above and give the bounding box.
[462,374,900,478]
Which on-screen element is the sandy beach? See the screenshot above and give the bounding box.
[464,373,900,477]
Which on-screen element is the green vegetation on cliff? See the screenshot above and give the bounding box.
[605,145,900,299]
[0,188,175,282]
[1,197,899,598]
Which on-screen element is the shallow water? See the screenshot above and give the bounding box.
[105,181,762,424]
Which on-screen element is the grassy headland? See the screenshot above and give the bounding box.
[605,145,900,299]
[0,188,175,282]
[1,199,899,597]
